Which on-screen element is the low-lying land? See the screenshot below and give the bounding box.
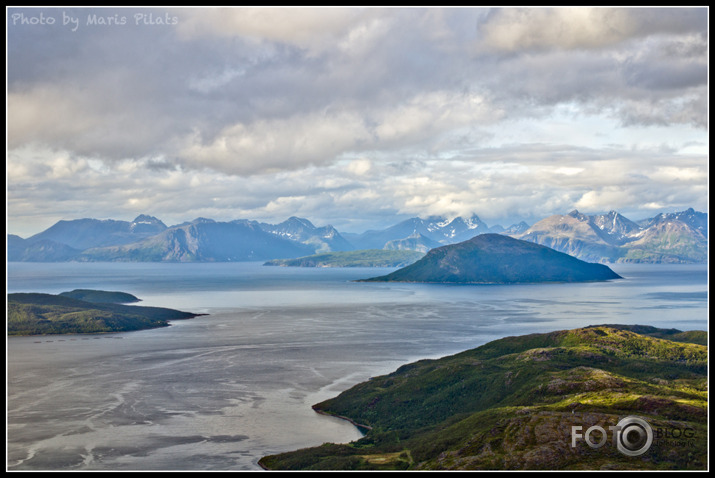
[264,249,424,268]
[259,325,707,471]
[7,290,204,335]
[57,289,141,304]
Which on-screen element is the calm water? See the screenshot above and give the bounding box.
[6,262,708,470]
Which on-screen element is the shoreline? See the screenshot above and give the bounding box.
[6,315,209,338]
[312,407,373,433]
[258,408,373,471]
[8,290,208,337]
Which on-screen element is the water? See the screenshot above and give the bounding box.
[6,262,708,470]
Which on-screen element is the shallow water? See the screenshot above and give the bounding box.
[6,262,708,470]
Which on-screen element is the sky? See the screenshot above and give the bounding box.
[6,6,709,238]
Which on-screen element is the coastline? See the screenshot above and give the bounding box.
[259,324,708,470]
[7,291,208,336]
[312,407,373,433]
[6,314,208,338]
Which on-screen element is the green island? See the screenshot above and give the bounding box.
[259,324,707,470]
[361,234,621,283]
[7,290,205,335]
[264,249,425,268]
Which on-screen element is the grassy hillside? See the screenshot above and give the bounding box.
[259,325,707,470]
[264,249,425,268]
[7,291,203,335]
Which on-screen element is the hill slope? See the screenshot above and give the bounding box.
[259,325,707,470]
[362,234,621,283]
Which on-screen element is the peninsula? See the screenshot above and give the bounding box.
[259,324,707,470]
[7,290,204,335]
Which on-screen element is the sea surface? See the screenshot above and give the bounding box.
[6,262,708,471]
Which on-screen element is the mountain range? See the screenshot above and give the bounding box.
[514,208,707,263]
[345,214,495,250]
[7,208,707,264]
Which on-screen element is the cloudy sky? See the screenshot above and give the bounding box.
[6,7,709,237]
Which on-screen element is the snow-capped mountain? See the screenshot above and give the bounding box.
[351,214,492,250]
[639,208,707,236]
[7,209,707,263]
[590,210,642,245]
[129,214,168,235]
[512,209,707,263]
[258,216,354,253]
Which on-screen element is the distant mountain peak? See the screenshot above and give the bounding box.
[465,214,487,229]
[502,221,530,235]
[258,217,353,253]
[132,214,163,224]
[283,216,316,229]
[129,214,168,235]
[567,210,590,221]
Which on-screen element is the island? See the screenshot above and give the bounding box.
[360,234,621,283]
[264,249,425,268]
[259,324,707,470]
[7,290,205,336]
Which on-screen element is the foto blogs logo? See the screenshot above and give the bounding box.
[571,416,653,456]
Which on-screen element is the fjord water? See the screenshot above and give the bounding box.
[7,262,707,470]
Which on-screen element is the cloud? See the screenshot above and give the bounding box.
[7,82,182,159]
[6,7,709,236]
[477,7,706,53]
[176,108,369,174]
[473,8,708,129]
[8,7,707,165]
[346,158,373,176]
[175,89,498,176]
[6,139,708,238]
[174,7,384,57]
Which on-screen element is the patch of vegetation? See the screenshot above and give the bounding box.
[264,249,424,268]
[7,291,203,335]
[259,325,707,470]
[58,289,141,304]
